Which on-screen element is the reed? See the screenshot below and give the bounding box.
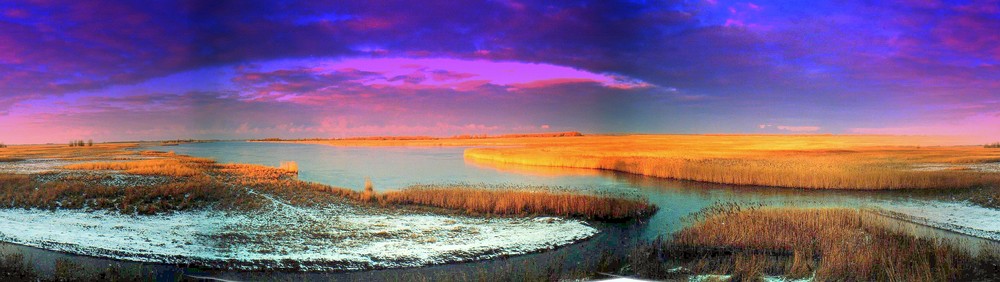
[359,177,376,202]
[1,145,353,214]
[665,205,1000,281]
[279,161,299,174]
[378,185,657,220]
[62,159,206,177]
[464,135,1000,190]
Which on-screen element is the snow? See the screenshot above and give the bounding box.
[872,200,1000,241]
[0,159,76,174]
[910,162,1000,172]
[0,195,597,271]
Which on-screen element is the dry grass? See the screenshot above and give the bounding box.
[279,161,299,174]
[377,185,657,220]
[461,135,1000,190]
[0,251,149,281]
[62,158,207,177]
[0,143,139,160]
[661,205,1000,281]
[3,143,646,221]
[0,148,360,215]
[359,177,376,202]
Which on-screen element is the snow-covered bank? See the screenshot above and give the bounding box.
[872,200,1000,241]
[0,199,597,271]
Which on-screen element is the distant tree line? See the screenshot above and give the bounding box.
[69,139,94,147]
[987,142,1000,149]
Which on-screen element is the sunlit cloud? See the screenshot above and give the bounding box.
[1,0,999,143]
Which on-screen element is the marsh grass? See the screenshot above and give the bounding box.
[377,185,657,220]
[0,253,34,280]
[360,177,376,202]
[656,205,1000,281]
[464,135,1000,190]
[0,252,150,282]
[62,158,206,177]
[4,144,657,220]
[279,161,299,174]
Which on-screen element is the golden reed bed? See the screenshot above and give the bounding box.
[461,135,1000,190]
[664,206,999,281]
[377,185,657,220]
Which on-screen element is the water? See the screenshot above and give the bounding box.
[6,141,993,280]
[158,142,949,238]
[157,142,623,190]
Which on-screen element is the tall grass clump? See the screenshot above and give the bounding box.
[661,205,1000,281]
[379,185,657,221]
[359,177,376,202]
[279,161,299,174]
[0,253,35,280]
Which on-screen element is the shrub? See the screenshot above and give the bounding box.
[986,142,1000,149]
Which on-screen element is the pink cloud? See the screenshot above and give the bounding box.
[235,58,657,100]
[849,112,1000,143]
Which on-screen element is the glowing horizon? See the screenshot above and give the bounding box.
[1,1,998,144]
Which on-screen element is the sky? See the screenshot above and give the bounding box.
[1,0,999,144]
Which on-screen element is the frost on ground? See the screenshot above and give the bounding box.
[0,193,597,271]
[0,159,77,174]
[872,200,1000,241]
[910,162,1000,172]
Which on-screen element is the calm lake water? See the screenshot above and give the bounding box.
[4,141,991,280]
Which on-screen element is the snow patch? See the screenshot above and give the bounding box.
[872,200,1000,241]
[910,162,1000,172]
[0,201,597,271]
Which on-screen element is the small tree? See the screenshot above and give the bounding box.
[87,139,93,147]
